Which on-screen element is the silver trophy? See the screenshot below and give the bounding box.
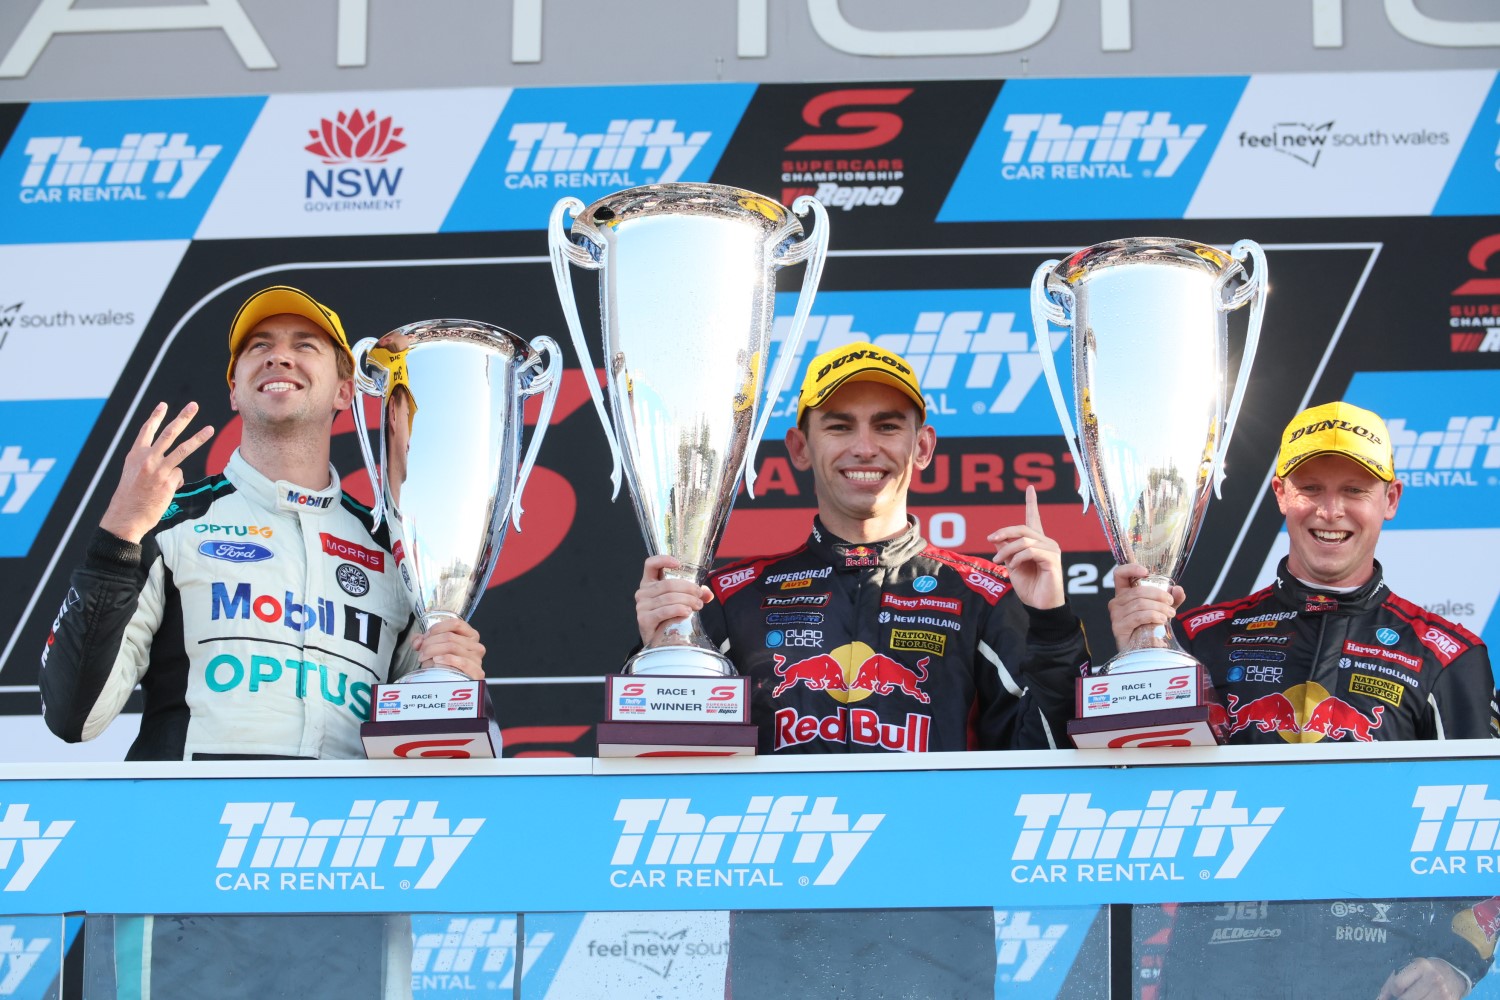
[1031,237,1267,673]
[351,320,561,682]
[550,183,829,677]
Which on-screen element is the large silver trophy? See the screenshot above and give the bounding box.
[550,183,828,689]
[350,320,560,758]
[1031,239,1267,746]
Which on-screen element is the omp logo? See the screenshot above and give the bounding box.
[995,910,1067,983]
[717,567,757,590]
[999,111,1206,178]
[0,924,50,994]
[0,447,54,514]
[0,803,73,892]
[611,796,883,886]
[1410,785,1500,853]
[1012,790,1282,879]
[1387,416,1500,482]
[411,916,551,990]
[20,133,220,201]
[217,800,483,890]
[504,119,708,183]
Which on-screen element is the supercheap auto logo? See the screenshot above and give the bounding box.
[939,76,1243,222]
[443,84,753,232]
[762,288,1067,437]
[0,96,261,243]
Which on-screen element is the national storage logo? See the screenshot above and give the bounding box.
[939,76,1243,222]
[0,97,262,243]
[215,799,483,894]
[443,84,754,232]
[763,288,1067,437]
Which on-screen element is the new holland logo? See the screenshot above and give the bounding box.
[216,800,483,891]
[610,796,882,888]
[0,803,73,892]
[1009,790,1281,883]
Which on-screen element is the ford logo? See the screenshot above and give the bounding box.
[199,541,273,563]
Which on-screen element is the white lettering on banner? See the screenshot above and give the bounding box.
[504,120,708,184]
[20,133,221,200]
[995,910,1067,982]
[216,800,483,890]
[0,924,49,994]
[0,447,54,514]
[1410,785,1500,852]
[1011,790,1282,879]
[1000,111,1206,178]
[611,796,883,886]
[1387,417,1500,478]
[772,311,1053,416]
[411,917,549,985]
[0,803,74,892]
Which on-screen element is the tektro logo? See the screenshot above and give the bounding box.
[0,447,54,515]
[1010,789,1282,883]
[216,799,483,891]
[0,803,73,892]
[610,796,882,888]
[782,88,909,211]
[20,132,219,203]
[303,109,405,211]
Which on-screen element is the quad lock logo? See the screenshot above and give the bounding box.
[1009,789,1282,884]
[610,795,882,889]
[215,799,483,892]
[0,803,73,892]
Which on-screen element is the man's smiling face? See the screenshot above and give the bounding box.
[229,313,353,431]
[1273,453,1402,588]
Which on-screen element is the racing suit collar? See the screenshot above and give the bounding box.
[225,449,343,517]
[1273,555,1388,616]
[807,515,927,571]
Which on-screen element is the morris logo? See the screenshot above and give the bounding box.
[306,109,406,163]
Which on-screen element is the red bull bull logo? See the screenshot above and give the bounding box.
[771,643,931,705]
[1223,682,1385,742]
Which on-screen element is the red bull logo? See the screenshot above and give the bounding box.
[1222,682,1385,742]
[771,642,931,704]
[1305,594,1338,613]
[775,706,932,751]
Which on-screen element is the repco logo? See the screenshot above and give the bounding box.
[786,89,911,151]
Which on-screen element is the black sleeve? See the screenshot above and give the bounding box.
[971,596,1089,750]
[1431,642,1499,740]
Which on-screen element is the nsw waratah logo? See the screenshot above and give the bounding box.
[305,110,406,163]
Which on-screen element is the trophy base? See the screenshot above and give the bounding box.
[1070,662,1227,749]
[395,664,477,685]
[1067,705,1225,749]
[626,644,736,677]
[1100,645,1201,674]
[597,721,759,758]
[361,716,502,759]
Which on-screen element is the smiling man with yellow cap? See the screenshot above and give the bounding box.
[633,340,1092,996]
[1106,400,1497,997]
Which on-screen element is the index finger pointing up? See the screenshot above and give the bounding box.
[1025,484,1043,532]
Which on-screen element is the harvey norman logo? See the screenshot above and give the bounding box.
[610,796,882,888]
[19,132,220,203]
[1009,790,1282,884]
[502,119,708,189]
[998,110,1206,180]
[215,800,483,892]
[1409,784,1500,875]
[0,803,73,892]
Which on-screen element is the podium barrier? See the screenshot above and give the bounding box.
[2,742,1498,997]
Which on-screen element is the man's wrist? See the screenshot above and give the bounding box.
[85,526,143,573]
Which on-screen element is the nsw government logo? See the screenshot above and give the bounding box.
[215,799,483,892]
[303,109,405,213]
[610,796,883,889]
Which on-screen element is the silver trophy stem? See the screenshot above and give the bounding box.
[350,337,389,530]
[1030,262,1090,514]
[509,336,562,531]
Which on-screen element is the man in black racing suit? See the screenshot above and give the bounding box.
[39,286,487,1000]
[635,341,1091,998]
[1111,401,1500,999]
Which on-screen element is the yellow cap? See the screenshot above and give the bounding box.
[796,342,925,424]
[226,286,353,387]
[1277,401,1395,482]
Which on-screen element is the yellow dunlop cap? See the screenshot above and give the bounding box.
[1277,401,1395,482]
[226,285,353,387]
[796,341,925,424]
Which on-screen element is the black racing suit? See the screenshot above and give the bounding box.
[702,517,1091,999]
[1151,558,1500,999]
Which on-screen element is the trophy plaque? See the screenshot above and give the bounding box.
[550,183,829,757]
[352,320,560,759]
[1031,238,1268,748]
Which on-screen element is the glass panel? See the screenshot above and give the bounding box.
[410,914,521,998]
[1132,897,1500,1000]
[1,915,65,1000]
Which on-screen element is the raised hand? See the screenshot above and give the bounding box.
[987,485,1065,610]
[99,402,215,544]
[635,554,713,645]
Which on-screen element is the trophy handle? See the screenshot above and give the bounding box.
[549,197,624,500]
[350,337,389,530]
[1030,261,1091,514]
[1211,239,1268,498]
[510,336,563,532]
[744,195,829,498]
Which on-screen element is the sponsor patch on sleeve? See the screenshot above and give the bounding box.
[1181,608,1228,638]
